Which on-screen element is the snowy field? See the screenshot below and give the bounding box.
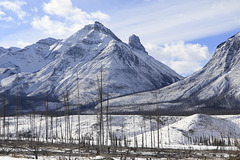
[1,113,240,159]
[1,114,240,147]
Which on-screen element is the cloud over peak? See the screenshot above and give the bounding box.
[146,41,211,76]
[31,0,110,38]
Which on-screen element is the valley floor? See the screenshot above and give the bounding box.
[0,114,240,159]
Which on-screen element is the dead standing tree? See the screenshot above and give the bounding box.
[64,90,71,143]
[106,88,109,146]
[45,94,49,142]
[77,76,81,154]
[16,93,19,140]
[97,64,104,154]
[2,96,6,140]
[156,105,161,149]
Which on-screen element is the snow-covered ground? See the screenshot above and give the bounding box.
[1,113,240,148]
[0,156,179,160]
[1,113,240,159]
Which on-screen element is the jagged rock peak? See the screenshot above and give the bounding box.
[128,34,146,52]
[83,21,122,42]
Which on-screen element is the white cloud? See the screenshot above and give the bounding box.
[91,11,110,21]
[0,9,13,22]
[43,0,109,23]
[17,39,31,48]
[0,10,5,16]
[31,0,110,38]
[109,0,240,45]
[0,0,27,20]
[43,0,74,17]
[0,16,13,22]
[145,41,211,76]
[32,15,71,36]
[104,0,240,75]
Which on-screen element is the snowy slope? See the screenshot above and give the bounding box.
[2,113,240,159]
[106,32,240,114]
[125,114,240,148]
[0,38,59,73]
[0,46,19,54]
[0,22,182,113]
[2,113,240,147]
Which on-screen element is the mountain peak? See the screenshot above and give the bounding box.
[93,21,106,30]
[211,31,240,73]
[83,21,122,42]
[55,22,122,52]
[128,34,146,52]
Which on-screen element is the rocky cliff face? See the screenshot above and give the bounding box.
[128,34,146,52]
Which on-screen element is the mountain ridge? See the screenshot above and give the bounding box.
[101,32,240,115]
[0,22,182,114]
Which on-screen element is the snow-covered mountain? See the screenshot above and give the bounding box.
[0,22,182,113]
[0,46,19,55]
[106,32,240,114]
[0,38,59,73]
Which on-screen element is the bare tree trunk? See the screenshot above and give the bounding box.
[77,76,81,154]
[140,124,143,148]
[55,104,58,141]
[143,116,147,147]
[106,88,109,146]
[97,64,104,154]
[50,114,53,143]
[7,114,9,140]
[59,113,63,143]
[121,117,124,147]
[109,111,113,146]
[16,93,19,140]
[33,108,36,141]
[100,66,104,146]
[38,113,43,143]
[3,96,6,140]
[96,111,100,146]
[168,119,170,145]
[150,115,153,148]
[70,114,73,143]
[64,93,67,143]
[45,94,49,142]
[27,114,31,141]
[156,105,160,149]
[153,122,156,148]
[64,91,71,143]
[66,92,72,143]
[133,115,136,148]
[30,113,33,141]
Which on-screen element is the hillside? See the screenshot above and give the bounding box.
[105,32,240,114]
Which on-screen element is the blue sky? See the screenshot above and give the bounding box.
[0,0,240,76]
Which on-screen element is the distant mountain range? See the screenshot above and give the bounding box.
[0,22,182,114]
[106,32,240,115]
